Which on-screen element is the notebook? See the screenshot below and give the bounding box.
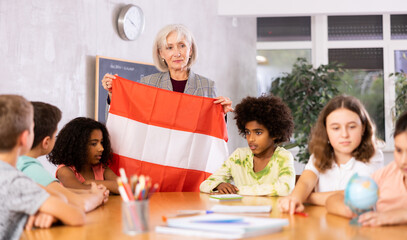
[210,205,272,213]
[209,194,243,201]
[155,225,284,239]
[156,214,288,239]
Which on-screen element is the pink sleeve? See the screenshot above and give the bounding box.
[371,167,383,186]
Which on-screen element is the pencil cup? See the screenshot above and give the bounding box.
[122,200,149,235]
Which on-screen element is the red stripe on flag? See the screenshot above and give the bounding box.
[110,76,228,141]
[110,153,212,192]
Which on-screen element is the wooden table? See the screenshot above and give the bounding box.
[21,192,407,240]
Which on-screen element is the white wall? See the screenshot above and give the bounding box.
[0,0,257,174]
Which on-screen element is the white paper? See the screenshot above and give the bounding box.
[210,205,272,213]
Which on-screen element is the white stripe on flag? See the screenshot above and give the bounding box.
[106,113,228,173]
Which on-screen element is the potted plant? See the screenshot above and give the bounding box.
[391,71,407,122]
[271,58,344,163]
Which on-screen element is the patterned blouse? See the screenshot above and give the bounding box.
[199,147,295,196]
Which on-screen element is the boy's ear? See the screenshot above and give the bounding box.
[19,130,29,147]
[41,136,51,150]
[18,130,32,154]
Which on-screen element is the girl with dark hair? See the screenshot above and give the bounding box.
[279,95,383,214]
[48,117,119,194]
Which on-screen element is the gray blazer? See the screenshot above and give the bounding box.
[140,71,217,98]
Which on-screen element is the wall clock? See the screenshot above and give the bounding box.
[117,4,145,41]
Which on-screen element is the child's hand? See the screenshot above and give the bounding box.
[25,215,36,230]
[83,179,95,186]
[90,182,109,204]
[358,210,407,227]
[97,184,110,203]
[90,183,106,193]
[278,196,304,214]
[25,213,56,230]
[103,189,110,203]
[34,213,56,229]
[343,205,357,219]
[89,182,99,193]
[216,183,239,194]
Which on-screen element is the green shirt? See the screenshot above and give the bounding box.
[199,147,295,196]
[17,155,58,187]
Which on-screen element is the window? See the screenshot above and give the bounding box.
[391,14,407,39]
[394,50,407,72]
[257,17,311,41]
[256,17,312,94]
[328,15,382,40]
[329,48,384,140]
[257,49,312,94]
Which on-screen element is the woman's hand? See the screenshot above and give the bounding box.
[215,182,239,194]
[214,96,233,114]
[101,73,117,94]
[278,196,304,214]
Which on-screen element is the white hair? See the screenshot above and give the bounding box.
[152,24,198,72]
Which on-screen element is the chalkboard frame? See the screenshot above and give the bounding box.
[95,55,159,123]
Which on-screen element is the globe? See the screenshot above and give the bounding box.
[345,173,379,213]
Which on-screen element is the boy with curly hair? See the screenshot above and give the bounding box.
[200,95,295,196]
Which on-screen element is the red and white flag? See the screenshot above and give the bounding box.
[106,76,229,192]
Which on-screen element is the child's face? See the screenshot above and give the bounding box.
[394,131,407,178]
[245,121,275,157]
[87,129,104,165]
[326,108,363,158]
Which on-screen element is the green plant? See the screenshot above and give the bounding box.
[391,71,407,121]
[338,70,385,140]
[271,58,344,163]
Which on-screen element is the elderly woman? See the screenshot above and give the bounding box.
[102,24,233,113]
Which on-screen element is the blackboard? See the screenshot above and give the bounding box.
[95,56,159,122]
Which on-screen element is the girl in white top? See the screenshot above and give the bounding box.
[305,152,383,192]
[278,95,384,214]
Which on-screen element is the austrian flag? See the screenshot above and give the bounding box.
[106,76,229,192]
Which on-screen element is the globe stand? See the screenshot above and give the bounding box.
[349,217,359,225]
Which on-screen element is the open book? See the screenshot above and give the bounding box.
[156,214,288,239]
